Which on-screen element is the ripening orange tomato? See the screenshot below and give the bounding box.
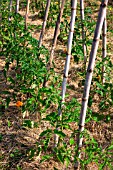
[16,101,23,107]
[63,48,67,54]
[97,75,101,81]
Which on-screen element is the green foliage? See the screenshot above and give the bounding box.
[10,149,23,160]
[0,1,113,169]
[0,134,3,142]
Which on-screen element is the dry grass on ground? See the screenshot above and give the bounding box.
[0,1,113,170]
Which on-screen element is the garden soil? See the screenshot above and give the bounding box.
[0,1,113,170]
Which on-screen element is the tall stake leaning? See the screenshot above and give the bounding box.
[80,0,87,64]
[49,0,66,66]
[54,0,77,147]
[39,0,51,47]
[43,0,65,87]
[25,0,30,30]
[75,0,108,168]
[102,9,107,84]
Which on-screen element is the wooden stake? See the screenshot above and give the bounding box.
[39,0,51,47]
[75,0,108,168]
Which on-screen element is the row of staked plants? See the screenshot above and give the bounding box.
[0,0,113,169]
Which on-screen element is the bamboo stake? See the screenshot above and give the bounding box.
[16,0,20,13]
[49,0,66,66]
[9,0,13,12]
[43,0,65,87]
[102,10,107,84]
[9,0,13,21]
[54,0,77,147]
[58,0,62,8]
[80,0,87,64]
[75,0,108,168]
[25,0,30,30]
[39,0,51,47]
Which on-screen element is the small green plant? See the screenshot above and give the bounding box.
[0,1,113,169]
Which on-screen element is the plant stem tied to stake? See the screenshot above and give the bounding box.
[39,0,51,47]
[54,0,77,147]
[75,0,108,168]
